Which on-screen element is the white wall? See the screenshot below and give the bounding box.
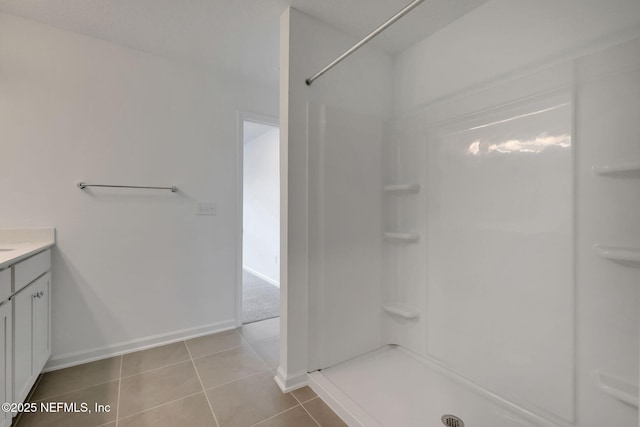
[278,7,393,391]
[243,125,280,285]
[0,12,278,368]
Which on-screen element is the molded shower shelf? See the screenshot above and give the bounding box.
[595,371,639,407]
[383,303,420,320]
[383,184,421,193]
[591,163,640,178]
[383,232,420,243]
[593,245,640,266]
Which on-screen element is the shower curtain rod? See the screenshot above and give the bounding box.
[305,0,425,86]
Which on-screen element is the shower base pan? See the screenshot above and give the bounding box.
[308,346,563,427]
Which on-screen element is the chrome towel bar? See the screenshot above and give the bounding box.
[77,182,177,192]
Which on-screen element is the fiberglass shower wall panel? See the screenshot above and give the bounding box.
[307,102,384,370]
[573,38,640,427]
[283,7,393,377]
[381,116,428,356]
[426,91,574,422]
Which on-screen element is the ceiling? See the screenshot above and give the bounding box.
[0,0,488,86]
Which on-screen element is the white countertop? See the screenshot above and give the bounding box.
[0,228,55,270]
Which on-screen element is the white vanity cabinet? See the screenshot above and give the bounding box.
[0,303,11,427]
[0,268,12,427]
[13,272,51,405]
[0,229,55,422]
[10,249,52,407]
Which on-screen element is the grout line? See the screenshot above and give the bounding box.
[247,347,277,372]
[189,340,271,375]
[20,320,281,426]
[235,331,252,347]
[247,333,280,345]
[239,334,280,347]
[185,340,220,427]
[244,340,273,371]
[291,390,303,405]
[248,404,303,427]
[299,400,322,427]
[292,391,319,405]
[118,334,250,380]
[243,332,280,370]
[202,368,272,393]
[35,349,194,403]
[29,378,120,403]
[186,327,247,355]
[121,339,250,379]
[116,391,203,423]
[119,357,193,379]
[115,355,123,427]
[189,343,250,362]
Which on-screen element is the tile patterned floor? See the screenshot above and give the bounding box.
[14,318,346,427]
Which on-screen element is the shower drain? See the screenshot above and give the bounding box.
[441,414,465,427]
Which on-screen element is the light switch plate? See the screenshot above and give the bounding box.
[196,202,217,215]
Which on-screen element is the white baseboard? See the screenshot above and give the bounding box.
[274,366,307,393]
[44,319,237,372]
[242,266,280,288]
[308,371,382,427]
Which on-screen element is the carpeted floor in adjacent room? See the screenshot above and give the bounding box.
[242,269,280,324]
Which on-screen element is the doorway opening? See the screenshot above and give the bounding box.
[240,117,280,325]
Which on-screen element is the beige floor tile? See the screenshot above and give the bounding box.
[31,357,121,401]
[253,406,317,427]
[186,329,246,358]
[291,386,317,404]
[194,346,268,390]
[118,360,202,418]
[303,398,347,427]
[18,380,119,427]
[122,341,190,377]
[118,393,216,427]
[237,318,279,343]
[206,371,297,427]
[250,337,280,369]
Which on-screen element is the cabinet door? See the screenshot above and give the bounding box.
[32,273,50,374]
[0,302,11,427]
[13,281,33,404]
[13,273,50,405]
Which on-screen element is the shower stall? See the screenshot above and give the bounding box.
[278,2,640,426]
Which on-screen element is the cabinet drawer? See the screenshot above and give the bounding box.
[13,250,50,294]
[0,269,9,303]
